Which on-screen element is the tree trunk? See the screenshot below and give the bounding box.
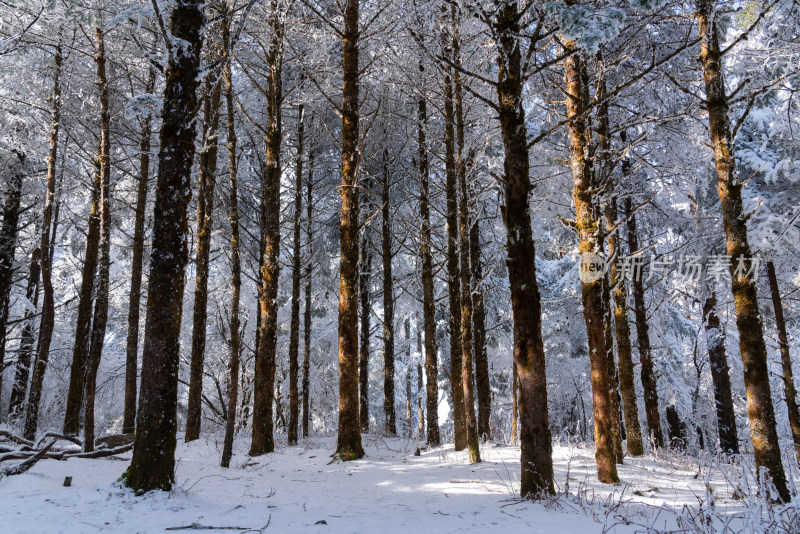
[624,198,663,449]
[250,0,282,456]
[221,16,241,467]
[606,199,644,457]
[358,212,371,433]
[695,1,787,501]
[381,150,396,436]
[302,149,314,439]
[288,104,304,446]
[123,67,155,435]
[702,293,739,454]
[441,13,464,450]
[494,3,553,496]
[82,27,112,453]
[24,43,63,442]
[405,317,412,437]
[418,89,439,446]
[123,0,205,493]
[766,261,800,465]
[186,76,222,443]
[0,149,24,423]
[63,126,102,438]
[564,41,618,484]
[335,0,364,461]
[470,210,490,441]
[7,224,41,420]
[417,326,424,437]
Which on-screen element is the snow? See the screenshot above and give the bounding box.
[2,434,787,533]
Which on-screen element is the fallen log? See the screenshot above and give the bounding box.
[0,429,34,447]
[0,441,56,479]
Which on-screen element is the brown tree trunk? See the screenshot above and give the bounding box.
[696,1,787,500]
[417,326,424,437]
[335,0,364,461]
[441,14,464,450]
[288,104,304,446]
[82,27,112,453]
[221,16,240,467]
[358,214,371,433]
[494,3,553,496]
[0,149,24,422]
[602,272,623,464]
[63,133,102,438]
[624,198,664,449]
[470,210,490,441]
[381,150,396,436]
[250,0,282,456]
[186,76,222,443]
[702,293,739,454]
[606,199,644,457]
[302,149,314,439]
[564,41,618,484]
[123,0,205,492]
[766,261,800,465]
[418,90,439,446]
[510,363,518,444]
[123,67,155,435]
[405,317,412,437]
[24,43,63,442]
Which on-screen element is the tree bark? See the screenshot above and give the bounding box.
[381,150,396,436]
[82,26,112,453]
[417,89,439,446]
[186,75,222,443]
[335,0,364,461]
[288,104,304,446]
[441,12,464,450]
[470,209,490,441]
[358,208,371,433]
[695,0,787,501]
[302,149,314,439]
[221,15,240,467]
[0,149,24,423]
[122,67,155,435]
[766,261,800,465]
[606,199,643,457]
[250,0,282,456]
[123,0,205,493]
[564,41,618,484]
[405,317,412,437]
[494,3,553,496]
[624,198,663,449]
[702,293,739,454]
[24,43,62,442]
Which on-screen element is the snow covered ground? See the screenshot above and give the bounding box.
[1,434,797,533]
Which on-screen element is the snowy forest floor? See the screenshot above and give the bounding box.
[2,434,800,533]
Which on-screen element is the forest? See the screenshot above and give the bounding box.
[1,0,800,532]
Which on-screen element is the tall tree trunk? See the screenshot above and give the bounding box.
[123,67,155,435]
[405,317,412,437]
[8,224,41,420]
[703,292,739,454]
[624,198,664,449]
[24,43,63,442]
[302,149,314,439]
[82,27,112,453]
[602,272,623,464]
[494,3,553,496]
[221,15,241,467]
[418,89,439,446]
[696,0,787,501]
[124,0,205,492]
[358,215,371,433]
[564,40,618,484]
[766,261,800,465]
[250,0,282,456]
[186,76,222,443]
[606,199,644,457]
[442,13,464,450]
[0,149,24,422]
[417,325,424,437]
[381,150,396,435]
[62,133,102,437]
[288,104,304,446]
[470,210,490,441]
[335,0,364,460]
